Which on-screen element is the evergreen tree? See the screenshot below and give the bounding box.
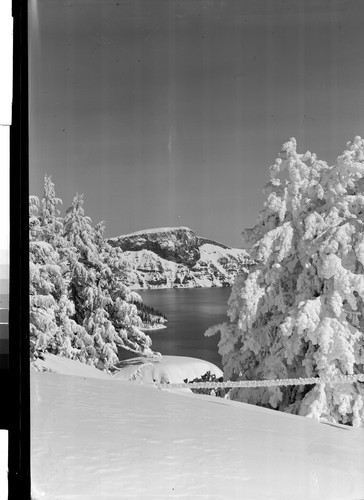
[63,193,154,368]
[30,178,157,370]
[30,176,79,359]
[207,137,364,426]
[40,175,64,244]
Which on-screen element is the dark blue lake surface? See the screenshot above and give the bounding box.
[139,287,232,369]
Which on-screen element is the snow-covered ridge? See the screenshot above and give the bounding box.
[108,227,251,289]
[109,226,192,239]
[109,226,201,268]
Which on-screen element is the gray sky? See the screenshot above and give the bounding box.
[29,0,364,247]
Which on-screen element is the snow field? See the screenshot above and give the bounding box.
[31,356,364,499]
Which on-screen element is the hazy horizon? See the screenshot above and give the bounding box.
[29,0,364,247]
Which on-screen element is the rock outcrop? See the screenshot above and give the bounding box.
[108,227,252,289]
[109,227,200,267]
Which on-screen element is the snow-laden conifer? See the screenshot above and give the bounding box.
[30,179,157,370]
[62,193,155,368]
[206,137,364,426]
[30,176,78,360]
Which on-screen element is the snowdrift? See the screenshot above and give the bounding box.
[113,355,223,383]
[32,353,111,379]
[32,353,223,384]
[31,356,364,499]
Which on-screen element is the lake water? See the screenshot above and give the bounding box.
[138,287,232,369]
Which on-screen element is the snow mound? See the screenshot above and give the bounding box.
[113,355,223,384]
[31,353,111,379]
[31,353,222,386]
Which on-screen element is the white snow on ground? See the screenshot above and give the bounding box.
[199,243,244,261]
[198,243,242,277]
[32,354,111,380]
[32,354,222,384]
[113,355,223,383]
[31,356,364,500]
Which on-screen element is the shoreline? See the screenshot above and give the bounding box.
[131,284,232,291]
[139,324,167,332]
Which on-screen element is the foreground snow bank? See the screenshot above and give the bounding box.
[31,353,111,379]
[31,367,364,500]
[113,355,223,383]
[31,353,222,385]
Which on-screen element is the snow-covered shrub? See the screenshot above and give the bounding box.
[184,371,226,398]
[30,176,157,369]
[206,137,364,426]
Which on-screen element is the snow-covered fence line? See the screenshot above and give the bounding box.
[157,373,364,390]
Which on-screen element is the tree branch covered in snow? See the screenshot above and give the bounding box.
[30,176,159,370]
[206,136,364,426]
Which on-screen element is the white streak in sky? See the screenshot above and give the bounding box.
[168,126,175,155]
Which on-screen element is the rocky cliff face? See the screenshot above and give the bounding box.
[109,227,200,267]
[108,227,251,289]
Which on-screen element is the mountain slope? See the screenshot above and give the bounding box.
[108,227,251,289]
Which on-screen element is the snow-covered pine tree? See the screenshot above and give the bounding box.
[30,176,79,360]
[40,175,63,243]
[30,178,157,369]
[206,136,364,426]
[63,193,155,368]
